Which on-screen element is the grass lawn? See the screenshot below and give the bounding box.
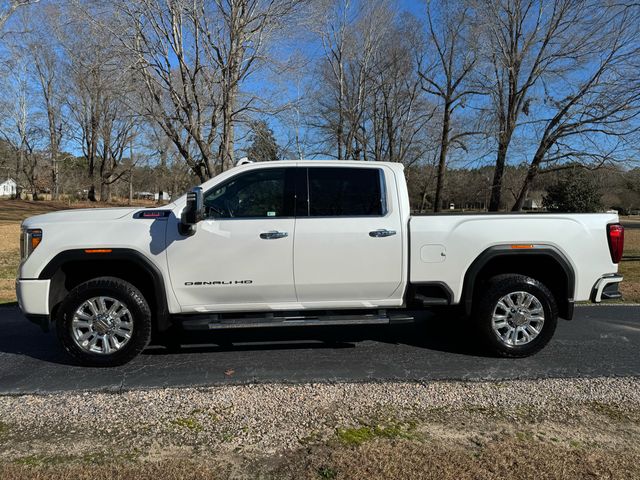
[0,199,155,304]
[620,226,640,302]
[1,200,639,303]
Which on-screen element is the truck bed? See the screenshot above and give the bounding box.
[409,212,619,303]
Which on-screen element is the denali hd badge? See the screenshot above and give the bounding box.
[185,280,253,286]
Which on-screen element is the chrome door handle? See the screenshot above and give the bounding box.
[369,229,396,238]
[260,230,288,240]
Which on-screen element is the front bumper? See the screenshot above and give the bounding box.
[16,279,50,315]
[16,279,52,332]
[590,274,623,303]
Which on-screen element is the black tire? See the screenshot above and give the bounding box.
[474,274,558,358]
[56,277,152,367]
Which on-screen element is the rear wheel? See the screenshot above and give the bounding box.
[56,277,152,367]
[474,274,558,357]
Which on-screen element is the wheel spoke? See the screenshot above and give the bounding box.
[113,327,132,340]
[102,335,111,354]
[72,320,92,329]
[98,297,109,313]
[503,295,515,309]
[491,290,546,348]
[107,300,122,316]
[71,296,134,355]
[78,331,93,343]
[496,301,509,313]
[86,299,99,316]
[75,311,92,321]
[525,324,539,336]
[88,335,99,350]
[114,308,131,320]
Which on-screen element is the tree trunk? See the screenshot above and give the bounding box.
[433,103,452,213]
[100,180,108,202]
[15,149,24,200]
[51,152,59,201]
[489,139,509,211]
[512,166,537,211]
[512,141,550,211]
[47,109,60,200]
[128,170,133,205]
[221,87,236,171]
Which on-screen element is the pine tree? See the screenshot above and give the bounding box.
[246,121,279,162]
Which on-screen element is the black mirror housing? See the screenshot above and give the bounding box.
[180,187,204,235]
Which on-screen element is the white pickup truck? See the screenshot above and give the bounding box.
[16,160,625,366]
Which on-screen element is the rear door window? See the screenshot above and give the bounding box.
[307,167,385,217]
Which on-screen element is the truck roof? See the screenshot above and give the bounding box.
[236,159,405,172]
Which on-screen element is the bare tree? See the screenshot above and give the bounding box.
[0,0,37,34]
[368,17,434,165]
[111,0,217,182]
[25,5,66,200]
[62,6,139,201]
[314,0,353,159]
[481,0,591,211]
[203,0,307,170]
[313,1,433,165]
[0,55,43,199]
[511,3,640,210]
[107,0,306,182]
[417,0,482,212]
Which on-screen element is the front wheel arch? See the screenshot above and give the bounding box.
[40,249,170,332]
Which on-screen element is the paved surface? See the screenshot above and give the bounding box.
[0,304,638,394]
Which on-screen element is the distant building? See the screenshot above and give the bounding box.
[0,178,17,197]
[524,198,542,210]
[134,191,155,200]
[134,191,171,201]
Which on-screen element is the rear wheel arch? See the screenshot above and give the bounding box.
[462,246,575,320]
[39,249,170,332]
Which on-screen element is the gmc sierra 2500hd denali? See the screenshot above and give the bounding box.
[16,160,624,366]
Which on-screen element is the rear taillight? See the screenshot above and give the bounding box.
[607,223,624,264]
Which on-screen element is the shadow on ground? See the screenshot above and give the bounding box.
[0,306,487,366]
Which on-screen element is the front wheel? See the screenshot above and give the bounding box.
[56,277,152,367]
[474,274,558,357]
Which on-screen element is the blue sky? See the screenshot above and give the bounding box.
[241,0,429,160]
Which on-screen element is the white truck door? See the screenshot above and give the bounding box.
[293,166,404,304]
[166,167,297,311]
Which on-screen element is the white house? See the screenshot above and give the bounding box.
[0,178,16,197]
[154,191,171,201]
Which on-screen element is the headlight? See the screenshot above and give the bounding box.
[21,228,42,260]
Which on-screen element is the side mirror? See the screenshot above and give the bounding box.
[180,187,204,235]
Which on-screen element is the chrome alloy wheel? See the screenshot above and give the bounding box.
[71,296,134,355]
[491,291,545,347]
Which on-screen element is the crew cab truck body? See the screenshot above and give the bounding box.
[16,161,624,366]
